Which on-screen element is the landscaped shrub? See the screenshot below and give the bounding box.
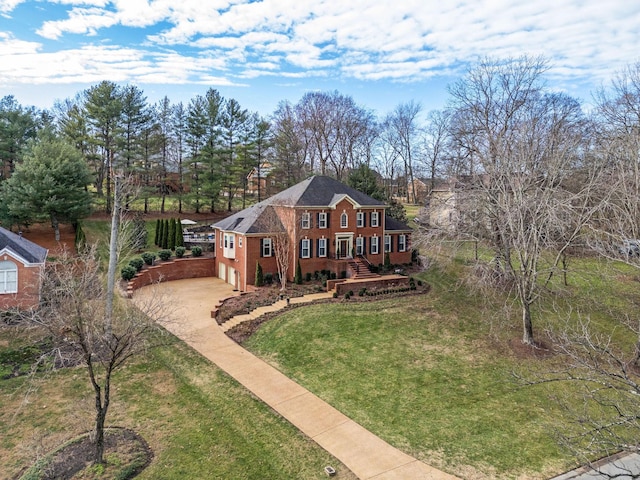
[340,270,347,279]
[168,218,176,250]
[141,252,156,265]
[332,292,338,298]
[294,261,302,284]
[129,258,144,272]
[344,292,351,300]
[330,272,337,280]
[255,262,264,287]
[175,220,184,248]
[191,246,203,257]
[161,219,169,249]
[305,272,312,282]
[154,218,161,246]
[359,288,366,296]
[158,249,172,261]
[264,273,273,285]
[121,265,137,281]
[175,246,186,258]
[348,290,353,297]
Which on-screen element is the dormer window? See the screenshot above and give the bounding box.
[340,212,348,228]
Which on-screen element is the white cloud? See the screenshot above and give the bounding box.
[37,7,119,39]
[1,0,640,109]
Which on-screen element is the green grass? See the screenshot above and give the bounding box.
[0,332,356,480]
[243,255,640,479]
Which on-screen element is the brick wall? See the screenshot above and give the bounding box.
[0,259,43,310]
[327,275,410,295]
[126,257,215,294]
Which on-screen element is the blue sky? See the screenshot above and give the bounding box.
[1,0,639,118]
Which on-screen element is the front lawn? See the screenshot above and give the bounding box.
[0,330,356,480]
[243,256,639,479]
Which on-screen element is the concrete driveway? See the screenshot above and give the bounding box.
[132,277,460,480]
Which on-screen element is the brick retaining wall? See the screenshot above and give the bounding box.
[126,257,215,296]
[327,275,410,295]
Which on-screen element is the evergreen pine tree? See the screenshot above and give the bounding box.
[294,260,302,284]
[175,220,184,247]
[162,219,169,249]
[168,218,176,250]
[255,262,264,287]
[154,218,161,246]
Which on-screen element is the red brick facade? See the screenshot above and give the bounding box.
[0,252,44,310]
[215,196,412,292]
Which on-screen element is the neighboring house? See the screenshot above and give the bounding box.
[213,175,413,291]
[0,227,48,310]
[246,162,279,198]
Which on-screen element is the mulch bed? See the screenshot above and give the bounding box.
[16,427,152,480]
[224,282,431,345]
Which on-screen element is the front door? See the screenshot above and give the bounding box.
[337,238,351,259]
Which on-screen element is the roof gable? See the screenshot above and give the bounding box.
[0,227,48,265]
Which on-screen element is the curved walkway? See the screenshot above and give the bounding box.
[132,277,460,480]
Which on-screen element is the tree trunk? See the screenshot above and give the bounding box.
[522,302,535,345]
[94,403,106,464]
[51,214,60,242]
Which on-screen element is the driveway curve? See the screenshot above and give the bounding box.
[132,277,460,480]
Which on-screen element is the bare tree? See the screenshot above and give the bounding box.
[421,109,451,194]
[382,101,423,203]
[446,56,602,345]
[590,62,640,257]
[256,204,292,291]
[23,247,167,466]
[523,318,640,479]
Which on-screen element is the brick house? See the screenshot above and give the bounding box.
[213,175,412,291]
[0,227,48,310]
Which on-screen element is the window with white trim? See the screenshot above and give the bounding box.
[384,235,391,253]
[318,238,327,257]
[262,238,272,257]
[356,236,364,255]
[371,237,378,255]
[0,260,18,294]
[223,233,235,258]
[356,212,364,227]
[318,212,327,229]
[398,234,407,252]
[301,238,311,258]
[371,236,379,254]
[301,212,311,229]
[371,211,379,227]
[340,212,348,228]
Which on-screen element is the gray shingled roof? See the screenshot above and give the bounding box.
[213,203,285,235]
[384,215,412,232]
[213,175,386,234]
[0,227,48,264]
[267,175,386,207]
